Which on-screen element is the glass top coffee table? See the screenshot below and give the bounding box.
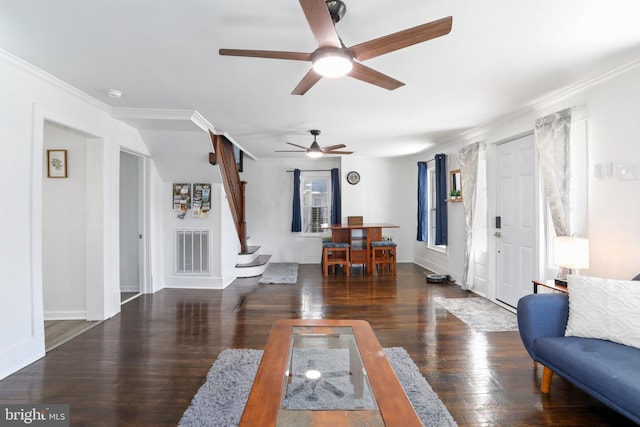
[239,319,422,426]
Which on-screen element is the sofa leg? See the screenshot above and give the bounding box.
[541,366,553,393]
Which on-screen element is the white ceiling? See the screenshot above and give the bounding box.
[3,0,640,158]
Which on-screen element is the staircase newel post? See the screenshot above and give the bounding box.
[240,181,248,253]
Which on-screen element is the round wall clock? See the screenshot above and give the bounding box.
[346,171,360,185]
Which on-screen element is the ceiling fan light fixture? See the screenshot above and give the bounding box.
[307,139,324,158]
[312,48,353,78]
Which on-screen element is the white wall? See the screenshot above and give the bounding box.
[397,145,469,282]
[585,66,640,279]
[242,156,340,263]
[340,155,420,263]
[0,49,151,379]
[42,122,88,319]
[148,162,165,293]
[162,183,230,289]
[411,60,640,297]
[3,45,640,381]
[220,185,240,286]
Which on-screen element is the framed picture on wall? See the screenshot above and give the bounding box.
[173,183,191,212]
[192,183,211,218]
[47,149,67,178]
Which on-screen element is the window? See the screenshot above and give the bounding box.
[427,162,447,251]
[300,172,331,233]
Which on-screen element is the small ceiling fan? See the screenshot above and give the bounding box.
[276,130,353,157]
[219,0,452,95]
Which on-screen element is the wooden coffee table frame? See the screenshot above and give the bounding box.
[239,319,422,427]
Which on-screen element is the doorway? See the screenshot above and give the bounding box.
[495,133,537,308]
[119,150,143,304]
[42,121,103,351]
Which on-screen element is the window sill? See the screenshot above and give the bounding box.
[427,244,447,254]
[294,232,331,238]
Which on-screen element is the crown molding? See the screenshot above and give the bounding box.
[0,48,111,113]
[110,108,217,132]
[439,57,640,149]
[110,108,257,159]
[531,57,640,111]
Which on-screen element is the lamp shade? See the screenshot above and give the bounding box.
[553,236,590,269]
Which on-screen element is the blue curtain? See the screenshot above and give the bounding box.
[435,154,448,245]
[330,168,341,225]
[417,162,427,241]
[291,168,302,232]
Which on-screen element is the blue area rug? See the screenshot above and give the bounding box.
[179,347,457,426]
[258,262,298,284]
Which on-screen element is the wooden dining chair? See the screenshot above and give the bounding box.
[322,242,350,276]
[371,241,397,274]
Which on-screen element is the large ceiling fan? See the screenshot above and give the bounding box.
[276,130,353,157]
[219,0,452,95]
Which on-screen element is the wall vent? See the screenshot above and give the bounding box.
[175,230,210,275]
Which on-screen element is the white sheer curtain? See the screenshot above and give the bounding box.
[459,141,484,290]
[535,108,572,276]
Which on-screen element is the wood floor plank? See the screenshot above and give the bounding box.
[0,264,633,426]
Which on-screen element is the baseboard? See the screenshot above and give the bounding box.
[163,276,227,289]
[414,259,456,282]
[120,284,140,292]
[44,310,87,320]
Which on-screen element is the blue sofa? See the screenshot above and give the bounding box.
[517,293,640,424]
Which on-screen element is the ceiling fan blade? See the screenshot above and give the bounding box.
[292,69,322,95]
[321,144,346,151]
[219,49,312,61]
[324,150,353,155]
[349,16,453,62]
[348,62,404,90]
[276,150,306,152]
[286,142,310,150]
[299,0,342,48]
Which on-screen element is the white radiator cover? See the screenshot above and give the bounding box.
[175,230,211,275]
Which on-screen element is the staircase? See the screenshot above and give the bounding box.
[209,132,271,279]
[235,245,271,277]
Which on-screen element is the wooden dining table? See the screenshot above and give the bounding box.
[329,223,399,274]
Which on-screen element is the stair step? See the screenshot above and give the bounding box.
[236,254,271,269]
[239,245,260,256]
[235,254,272,278]
[237,246,260,265]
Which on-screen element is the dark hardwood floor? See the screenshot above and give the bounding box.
[0,264,633,426]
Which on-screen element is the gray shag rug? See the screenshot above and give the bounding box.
[436,297,518,332]
[258,262,298,284]
[179,347,457,427]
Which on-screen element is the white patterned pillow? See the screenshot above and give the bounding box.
[565,275,640,349]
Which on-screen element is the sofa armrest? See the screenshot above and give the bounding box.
[517,293,569,361]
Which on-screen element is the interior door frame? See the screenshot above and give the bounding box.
[119,148,152,295]
[487,131,543,306]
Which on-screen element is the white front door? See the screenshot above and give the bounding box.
[495,134,537,307]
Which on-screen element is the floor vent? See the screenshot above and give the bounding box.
[176,230,210,275]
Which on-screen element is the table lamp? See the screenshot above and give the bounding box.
[553,236,590,286]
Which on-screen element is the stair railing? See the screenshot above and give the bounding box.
[209,131,248,254]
